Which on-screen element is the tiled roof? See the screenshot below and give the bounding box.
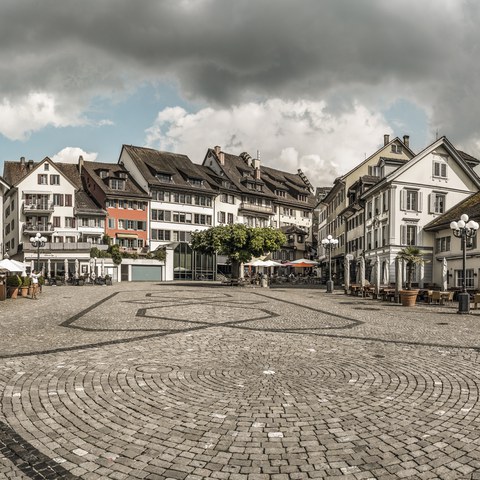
[424,191,480,231]
[458,150,480,167]
[83,161,150,199]
[122,145,215,194]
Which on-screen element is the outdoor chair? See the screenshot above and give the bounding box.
[431,290,442,305]
[473,293,480,309]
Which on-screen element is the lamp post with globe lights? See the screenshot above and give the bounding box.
[30,232,47,273]
[321,235,339,293]
[450,214,479,314]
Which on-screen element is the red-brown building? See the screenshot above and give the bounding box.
[81,161,150,252]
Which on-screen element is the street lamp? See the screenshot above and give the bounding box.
[450,214,479,314]
[321,235,339,293]
[29,232,47,273]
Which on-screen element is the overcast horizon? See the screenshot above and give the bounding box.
[0,0,478,187]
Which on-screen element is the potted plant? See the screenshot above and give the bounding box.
[6,275,22,299]
[397,246,425,307]
[105,274,112,285]
[20,276,31,297]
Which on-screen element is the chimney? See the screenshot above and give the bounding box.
[20,156,25,166]
[403,135,410,148]
[78,155,84,173]
[254,167,261,180]
[252,150,260,170]
[27,159,34,170]
[214,145,221,155]
[384,134,390,146]
[219,152,225,165]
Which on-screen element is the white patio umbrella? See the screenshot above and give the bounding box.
[395,256,402,302]
[288,258,317,265]
[359,256,366,286]
[373,255,380,298]
[74,259,79,279]
[382,260,389,285]
[344,256,350,293]
[64,258,69,281]
[100,258,105,277]
[47,258,51,278]
[30,260,34,273]
[442,257,448,291]
[0,259,23,272]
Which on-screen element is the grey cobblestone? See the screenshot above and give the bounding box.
[1,283,480,478]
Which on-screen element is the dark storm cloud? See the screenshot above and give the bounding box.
[1,0,479,145]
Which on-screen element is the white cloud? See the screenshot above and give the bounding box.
[146,99,391,186]
[51,147,98,164]
[0,92,83,141]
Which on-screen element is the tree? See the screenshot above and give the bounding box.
[191,224,286,279]
[396,246,425,290]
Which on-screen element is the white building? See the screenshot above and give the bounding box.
[361,136,480,286]
[3,157,106,277]
[119,145,217,280]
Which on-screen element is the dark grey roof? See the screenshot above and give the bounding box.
[122,145,215,194]
[83,161,150,199]
[458,150,480,167]
[424,191,480,231]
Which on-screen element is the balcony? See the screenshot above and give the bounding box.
[239,202,274,215]
[23,222,55,233]
[23,242,108,252]
[22,202,54,214]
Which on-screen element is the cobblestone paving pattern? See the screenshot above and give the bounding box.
[1,283,480,479]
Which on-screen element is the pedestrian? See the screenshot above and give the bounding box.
[31,271,39,300]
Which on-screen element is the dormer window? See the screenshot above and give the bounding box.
[276,190,287,197]
[99,170,108,179]
[156,173,173,183]
[298,194,307,202]
[118,172,127,179]
[189,178,204,187]
[110,179,125,190]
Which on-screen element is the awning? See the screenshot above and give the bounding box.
[23,190,53,195]
[116,233,138,239]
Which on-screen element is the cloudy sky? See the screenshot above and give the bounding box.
[0,0,478,186]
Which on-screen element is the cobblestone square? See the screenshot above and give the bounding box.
[1,283,480,479]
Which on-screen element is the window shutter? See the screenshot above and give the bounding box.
[400,190,406,210]
[428,194,434,214]
[433,161,438,177]
[401,225,406,245]
[416,227,422,246]
[417,192,423,212]
[441,163,447,177]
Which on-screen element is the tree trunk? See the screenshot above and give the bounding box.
[231,259,241,279]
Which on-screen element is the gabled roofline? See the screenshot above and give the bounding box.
[340,136,415,182]
[15,157,79,191]
[361,136,480,199]
[0,176,10,190]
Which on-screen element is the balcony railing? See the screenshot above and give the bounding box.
[239,202,274,214]
[23,222,55,233]
[23,242,108,251]
[22,202,54,213]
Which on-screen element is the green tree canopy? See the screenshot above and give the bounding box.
[191,225,286,278]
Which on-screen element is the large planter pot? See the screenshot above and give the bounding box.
[8,287,19,299]
[20,286,29,298]
[400,289,419,307]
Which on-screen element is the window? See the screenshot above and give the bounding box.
[401,189,421,211]
[151,229,171,241]
[53,194,64,206]
[53,217,61,228]
[367,201,372,219]
[382,225,387,246]
[433,161,447,178]
[152,209,172,222]
[99,170,108,179]
[110,179,125,190]
[118,219,124,229]
[391,145,403,154]
[430,193,446,214]
[156,173,173,183]
[38,174,48,185]
[44,163,49,171]
[65,194,72,207]
[189,178,203,187]
[382,191,389,212]
[108,218,115,229]
[456,269,474,288]
[194,214,212,225]
[283,207,294,216]
[227,213,234,224]
[65,217,75,228]
[401,225,417,245]
[436,236,451,253]
[173,231,191,242]
[276,190,287,197]
[50,175,60,185]
[218,211,226,224]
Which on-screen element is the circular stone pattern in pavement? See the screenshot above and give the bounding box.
[3,346,480,479]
